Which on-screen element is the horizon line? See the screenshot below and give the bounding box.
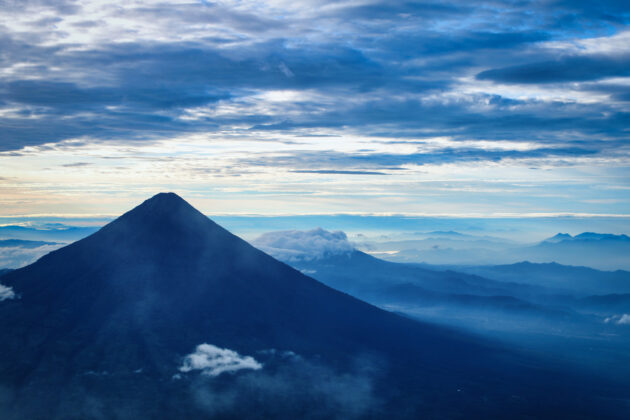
[1,212,630,220]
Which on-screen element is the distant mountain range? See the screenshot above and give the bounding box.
[455,261,630,296]
[544,232,630,243]
[257,228,630,386]
[0,239,59,248]
[0,224,97,242]
[358,230,630,270]
[526,233,630,269]
[1,193,627,419]
[277,248,591,325]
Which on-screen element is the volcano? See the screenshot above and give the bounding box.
[0,193,626,419]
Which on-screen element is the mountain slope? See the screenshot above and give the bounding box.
[457,261,630,295]
[524,233,630,270]
[289,249,544,297]
[0,193,626,419]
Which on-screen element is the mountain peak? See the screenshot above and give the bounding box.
[135,192,190,213]
[117,192,204,225]
[86,192,227,251]
[146,191,184,203]
[544,233,572,243]
[543,232,630,244]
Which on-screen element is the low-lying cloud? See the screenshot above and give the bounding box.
[189,352,382,419]
[252,228,355,262]
[0,244,62,269]
[179,343,262,377]
[604,314,630,325]
[0,284,15,301]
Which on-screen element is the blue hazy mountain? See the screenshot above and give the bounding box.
[0,239,59,248]
[522,233,630,269]
[0,224,97,242]
[0,193,627,419]
[359,231,630,270]
[579,293,630,313]
[255,229,630,387]
[287,249,546,300]
[545,232,630,243]
[457,261,630,296]
[279,249,588,330]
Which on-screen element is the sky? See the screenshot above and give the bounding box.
[0,0,629,222]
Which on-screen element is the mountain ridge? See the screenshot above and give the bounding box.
[0,193,627,419]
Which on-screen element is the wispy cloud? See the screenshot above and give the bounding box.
[0,284,16,301]
[605,314,630,325]
[189,351,381,419]
[0,243,63,269]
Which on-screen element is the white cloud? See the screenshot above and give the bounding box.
[179,344,262,377]
[604,314,630,325]
[251,228,355,262]
[0,244,62,269]
[0,284,16,301]
[545,30,630,55]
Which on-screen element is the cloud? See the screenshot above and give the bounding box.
[477,54,630,84]
[179,344,262,377]
[0,284,16,301]
[0,0,628,155]
[0,0,629,219]
[252,228,355,262]
[0,244,62,269]
[291,170,388,175]
[61,162,92,168]
[189,352,381,419]
[604,314,630,324]
[238,145,603,174]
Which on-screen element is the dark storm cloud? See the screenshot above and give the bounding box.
[0,0,628,161]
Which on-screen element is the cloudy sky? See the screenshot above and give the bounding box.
[1,0,629,219]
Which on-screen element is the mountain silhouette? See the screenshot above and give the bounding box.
[0,193,626,419]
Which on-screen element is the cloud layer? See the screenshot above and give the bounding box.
[0,0,628,218]
[1,1,628,154]
[252,228,354,261]
[0,244,63,269]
